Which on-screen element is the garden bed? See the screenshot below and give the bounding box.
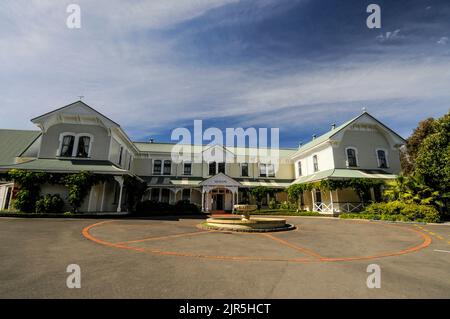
[247,209,324,217]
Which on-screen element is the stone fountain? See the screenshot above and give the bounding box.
[201,204,295,232]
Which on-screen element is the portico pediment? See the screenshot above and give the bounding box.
[200,173,241,187]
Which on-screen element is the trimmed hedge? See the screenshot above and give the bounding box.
[340,201,440,223]
[0,212,130,219]
[134,200,202,216]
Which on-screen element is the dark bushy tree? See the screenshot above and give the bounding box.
[414,111,450,215]
[250,186,278,209]
[124,176,147,212]
[400,117,435,174]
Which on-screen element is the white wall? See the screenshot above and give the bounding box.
[294,144,335,178]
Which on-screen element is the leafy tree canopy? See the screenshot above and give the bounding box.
[400,117,436,175]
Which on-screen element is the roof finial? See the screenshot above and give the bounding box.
[78,95,84,101]
[362,106,367,113]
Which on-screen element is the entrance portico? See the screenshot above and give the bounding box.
[200,173,241,212]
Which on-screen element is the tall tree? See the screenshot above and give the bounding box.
[400,117,436,174]
[414,111,450,215]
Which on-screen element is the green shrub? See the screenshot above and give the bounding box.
[341,201,440,223]
[35,194,65,214]
[279,201,296,210]
[9,170,48,213]
[173,200,201,213]
[12,189,34,213]
[268,199,278,209]
[134,200,201,215]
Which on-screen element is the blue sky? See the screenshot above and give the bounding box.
[0,0,449,147]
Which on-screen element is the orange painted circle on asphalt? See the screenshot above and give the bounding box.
[81,220,432,263]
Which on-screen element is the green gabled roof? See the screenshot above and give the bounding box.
[292,168,397,184]
[133,142,297,157]
[293,116,359,155]
[0,129,41,165]
[0,158,130,175]
[292,112,407,157]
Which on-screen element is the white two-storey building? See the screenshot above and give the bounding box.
[0,101,405,214]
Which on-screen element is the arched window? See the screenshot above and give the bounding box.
[376,149,388,168]
[345,147,358,167]
[241,163,249,177]
[60,135,75,157]
[76,136,91,158]
[313,155,319,172]
[58,133,93,158]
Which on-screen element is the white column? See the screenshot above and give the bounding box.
[311,189,315,212]
[87,185,95,212]
[335,189,340,212]
[100,182,106,212]
[201,190,205,212]
[231,190,235,213]
[329,190,334,213]
[114,176,124,213]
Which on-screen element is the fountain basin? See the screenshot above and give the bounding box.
[201,216,295,232]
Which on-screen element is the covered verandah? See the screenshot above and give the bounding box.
[292,168,398,214]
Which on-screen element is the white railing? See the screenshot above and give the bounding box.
[313,202,365,213]
[314,202,333,213]
[340,202,364,213]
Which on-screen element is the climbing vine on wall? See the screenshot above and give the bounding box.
[287,178,385,203]
[8,169,48,213]
[7,169,111,213]
[60,172,109,213]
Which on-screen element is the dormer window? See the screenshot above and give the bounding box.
[60,135,75,157]
[345,147,358,167]
[376,149,388,168]
[77,136,91,158]
[58,133,92,158]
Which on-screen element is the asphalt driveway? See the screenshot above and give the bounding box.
[0,216,449,298]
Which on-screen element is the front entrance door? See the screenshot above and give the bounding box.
[214,194,224,210]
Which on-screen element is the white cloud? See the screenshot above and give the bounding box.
[0,1,449,141]
[437,36,448,45]
[376,29,404,43]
